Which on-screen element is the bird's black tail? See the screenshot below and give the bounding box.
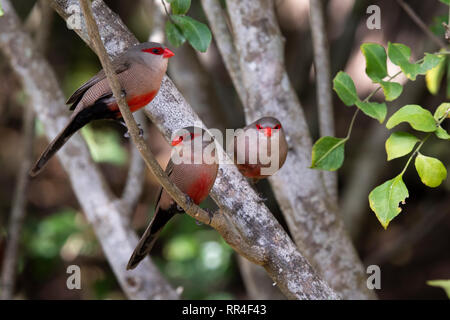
[29,110,92,177]
[127,206,177,270]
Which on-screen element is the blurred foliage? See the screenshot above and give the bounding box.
[154,212,236,299]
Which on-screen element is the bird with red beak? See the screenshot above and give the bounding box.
[30,42,175,177]
[231,117,288,180]
[127,127,218,270]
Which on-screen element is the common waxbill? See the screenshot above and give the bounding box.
[127,126,218,270]
[231,117,288,180]
[30,42,174,177]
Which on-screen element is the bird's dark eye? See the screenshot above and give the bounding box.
[190,133,195,139]
[273,124,281,130]
[256,124,262,130]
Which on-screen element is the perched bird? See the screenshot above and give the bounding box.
[231,117,288,180]
[29,42,174,177]
[127,127,218,270]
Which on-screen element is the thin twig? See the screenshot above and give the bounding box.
[309,0,337,204]
[0,104,34,300]
[79,0,217,228]
[396,0,447,49]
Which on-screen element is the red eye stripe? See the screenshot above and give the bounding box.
[256,124,263,130]
[142,47,164,55]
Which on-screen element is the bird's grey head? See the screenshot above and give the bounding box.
[129,42,174,69]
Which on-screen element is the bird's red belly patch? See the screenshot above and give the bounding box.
[186,173,212,204]
[108,90,157,117]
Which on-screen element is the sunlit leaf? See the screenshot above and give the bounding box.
[369,174,408,229]
[415,153,447,188]
[355,101,387,123]
[435,126,450,140]
[386,104,437,132]
[361,43,387,82]
[333,71,358,106]
[385,131,419,161]
[388,43,443,80]
[434,102,450,121]
[310,136,346,171]
[380,81,403,101]
[426,54,446,95]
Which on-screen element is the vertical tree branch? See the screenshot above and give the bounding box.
[0,102,35,300]
[309,0,337,204]
[200,0,246,107]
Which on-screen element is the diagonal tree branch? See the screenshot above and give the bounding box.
[50,0,339,299]
[0,0,178,300]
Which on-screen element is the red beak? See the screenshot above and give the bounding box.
[163,48,175,58]
[264,127,272,137]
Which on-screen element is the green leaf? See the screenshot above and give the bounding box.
[166,0,191,15]
[439,0,450,5]
[171,15,212,52]
[386,104,437,132]
[426,55,446,95]
[387,43,442,80]
[0,3,3,16]
[435,126,450,140]
[387,42,418,80]
[165,20,186,47]
[355,101,387,123]
[415,153,447,188]
[369,175,409,229]
[434,102,450,121]
[361,43,387,82]
[310,136,346,171]
[427,280,450,299]
[385,131,419,161]
[418,53,444,74]
[333,71,359,106]
[380,81,403,101]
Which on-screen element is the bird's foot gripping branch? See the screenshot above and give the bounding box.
[310,42,450,228]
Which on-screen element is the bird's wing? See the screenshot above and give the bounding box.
[153,159,174,207]
[66,58,131,110]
